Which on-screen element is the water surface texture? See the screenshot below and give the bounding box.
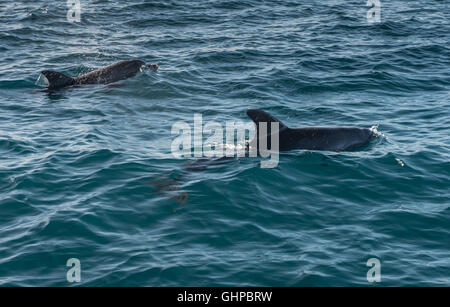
[0,0,449,286]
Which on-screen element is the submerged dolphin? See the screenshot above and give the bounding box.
[40,59,158,90]
[247,109,374,152]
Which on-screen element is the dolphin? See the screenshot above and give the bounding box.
[246,109,374,152]
[40,59,158,90]
[149,111,375,205]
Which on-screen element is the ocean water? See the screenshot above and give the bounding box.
[0,0,449,286]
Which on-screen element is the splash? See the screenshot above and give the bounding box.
[370,124,386,139]
[395,158,405,167]
[202,142,248,157]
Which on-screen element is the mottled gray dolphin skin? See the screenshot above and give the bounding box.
[247,109,374,152]
[41,59,158,90]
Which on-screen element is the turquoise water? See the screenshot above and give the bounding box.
[0,0,449,286]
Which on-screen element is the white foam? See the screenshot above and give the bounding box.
[370,124,385,138]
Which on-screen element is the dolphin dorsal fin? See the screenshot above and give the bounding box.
[40,70,75,89]
[246,109,288,130]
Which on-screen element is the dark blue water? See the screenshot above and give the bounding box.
[0,0,449,286]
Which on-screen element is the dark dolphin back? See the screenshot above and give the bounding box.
[40,59,148,90]
[246,109,375,152]
[41,70,75,90]
[74,59,145,85]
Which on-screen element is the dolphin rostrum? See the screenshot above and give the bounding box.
[40,59,158,90]
[246,109,374,152]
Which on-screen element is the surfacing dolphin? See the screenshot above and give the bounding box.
[246,109,374,152]
[40,59,158,90]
